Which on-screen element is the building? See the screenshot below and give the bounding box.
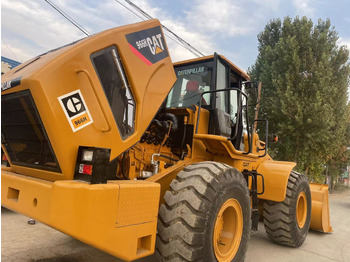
[1,56,21,74]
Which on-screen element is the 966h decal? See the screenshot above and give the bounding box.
[58,89,93,132]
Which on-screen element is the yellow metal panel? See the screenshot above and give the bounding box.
[115,181,160,227]
[50,180,121,238]
[1,170,53,223]
[193,134,259,160]
[2,169,160,261]
[309,183,333,233]
[2,19,176,181]
[195,108,210,135]
[257,160,296,202]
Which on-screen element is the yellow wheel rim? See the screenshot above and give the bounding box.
[296,191,307,228]
[213,198,243,262]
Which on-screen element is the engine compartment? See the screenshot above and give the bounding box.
[114,108,195,180]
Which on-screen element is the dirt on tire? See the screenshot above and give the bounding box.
[263,171,311,247]
[156,161,251,262]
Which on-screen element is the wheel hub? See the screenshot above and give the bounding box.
[296,191,307,228]
[213,198,243,262]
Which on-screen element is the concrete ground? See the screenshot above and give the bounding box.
[2,189,350,262]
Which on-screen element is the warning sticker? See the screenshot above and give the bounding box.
[58,90,93,132]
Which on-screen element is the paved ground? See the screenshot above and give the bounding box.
[2,189,350,262]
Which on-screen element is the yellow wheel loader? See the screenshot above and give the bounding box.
[1,19,331,262]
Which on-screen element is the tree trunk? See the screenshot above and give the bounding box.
[294,137,300,163]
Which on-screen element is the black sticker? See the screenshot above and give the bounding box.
[1,77,22,92]
[126,26,169,65]
[61,92,86,118]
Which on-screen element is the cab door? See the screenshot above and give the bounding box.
[211,54,250,153]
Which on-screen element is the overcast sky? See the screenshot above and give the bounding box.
[1,0,350,74]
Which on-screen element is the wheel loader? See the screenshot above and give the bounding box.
[1,19,332,261]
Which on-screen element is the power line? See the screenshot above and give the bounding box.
[2,39,21,62]
[114,0,192,51]
[125,0,153,20]
[115,0,190,51]
[45,0,204,57]
[116,0,205,58]
[125,0,205,57]
[44,0,90,37]
[115,0,146,21]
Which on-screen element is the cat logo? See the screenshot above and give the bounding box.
[243,162,250,167]
[126,26,169,65]
[58,90,93,132]
[146,34,164,55]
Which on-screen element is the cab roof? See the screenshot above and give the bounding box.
[173,54,250,81]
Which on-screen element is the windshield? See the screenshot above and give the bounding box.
[166,61,213,108]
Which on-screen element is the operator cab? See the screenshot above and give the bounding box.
[166,53,251,151]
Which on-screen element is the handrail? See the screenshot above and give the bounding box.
[251,119,268,157]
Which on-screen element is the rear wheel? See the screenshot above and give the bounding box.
[263,171,311,247]
[156,161,251,261]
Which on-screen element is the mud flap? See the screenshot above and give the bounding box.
[309,183,333,233]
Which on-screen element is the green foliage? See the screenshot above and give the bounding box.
[249,17,350,181]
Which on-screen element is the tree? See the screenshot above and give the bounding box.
[327,104,350,189]
[249,16,350,182]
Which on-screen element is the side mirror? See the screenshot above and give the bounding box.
[243,81,260,107]
[243,81,259,90]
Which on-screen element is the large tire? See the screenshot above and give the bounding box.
[156,161,251,262]
[263,171,311,247]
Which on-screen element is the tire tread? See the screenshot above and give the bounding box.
[156,161,249,261]
[263,171,311,247]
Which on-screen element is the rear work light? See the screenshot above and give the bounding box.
[74,146,111,184]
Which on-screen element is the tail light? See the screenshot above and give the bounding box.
[74,146,111,184]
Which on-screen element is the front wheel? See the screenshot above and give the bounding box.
[156,161,251,261]
[263,171,311,247]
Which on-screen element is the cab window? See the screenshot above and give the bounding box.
[166,61,213,108]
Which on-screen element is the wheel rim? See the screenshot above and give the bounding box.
[296,191,307,228]
[213,198,243,262]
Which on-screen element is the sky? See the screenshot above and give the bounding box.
[1,0,350,75]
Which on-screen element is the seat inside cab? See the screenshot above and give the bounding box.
[165,54,250,152]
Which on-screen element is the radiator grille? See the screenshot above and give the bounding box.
[1,90,60,172]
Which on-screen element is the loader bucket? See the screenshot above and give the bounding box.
[309,183,333,233]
